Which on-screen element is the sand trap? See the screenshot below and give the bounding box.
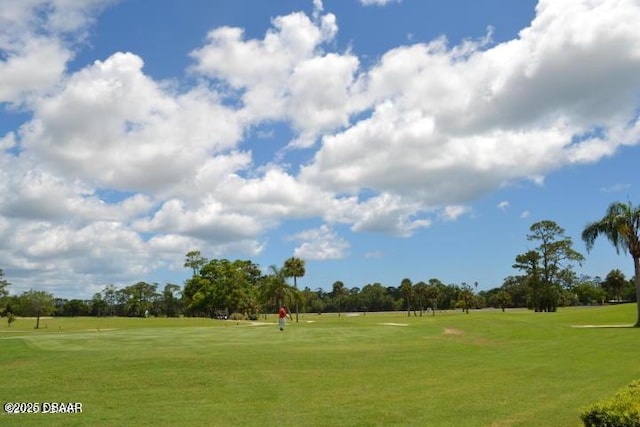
[306,320,316,323]
[379,322,408,327]
[444,328,464,335]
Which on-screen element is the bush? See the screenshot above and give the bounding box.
[581,380,640,426]
[229,312,246,321]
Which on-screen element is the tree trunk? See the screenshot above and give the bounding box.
[294,276,299,323]
[35,314,40,329]
[634,256,640,327]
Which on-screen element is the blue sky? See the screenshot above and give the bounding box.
[1,0,638,299]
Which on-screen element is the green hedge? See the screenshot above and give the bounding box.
[581,380,640,426]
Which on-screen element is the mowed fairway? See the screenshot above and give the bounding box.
[1,305,639,426]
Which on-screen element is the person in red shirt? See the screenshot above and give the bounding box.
[278,305,291,331]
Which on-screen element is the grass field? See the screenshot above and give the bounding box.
[1,304,639,426]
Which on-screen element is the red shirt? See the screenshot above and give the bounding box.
[278,307,287,318]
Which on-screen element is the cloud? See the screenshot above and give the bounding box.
[288,225,350,260]
[189,10,345,146]
[21,52,242,194]
[498,201,510,211]
[520,211,530,219]
[599,183,632,193]
[364,251,384,259]
[438,205,471,222]
[0,0,112,105]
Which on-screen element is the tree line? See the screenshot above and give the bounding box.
[1,200,639,326]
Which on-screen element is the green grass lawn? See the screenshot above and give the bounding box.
[1,305,639,426]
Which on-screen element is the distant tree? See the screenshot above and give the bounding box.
[184,250,208,277]
[91,292,107,317]
[400,278,413,317]
[122,282,159,317]
[60,299,90,317]
[413,281,428,316]
[304,287,326,314]
[602,269,627,303]
[513,250,543,310]
[582,201,640,326]
[360,283,394,312]
[573,280,606,305]
[263,265,293,310]
[7,311,15,326]
[19,289,55,329]
[162,284,182,317]
[182,275,215,317]
[500,276,529,308]
[331,281,347,316]
[346,287,361,313]
[283,257,305,323]
[0,268,11,316]
[457,283,475,314]
[495,290,512,312]
[102,284,118,316]
[515,220,584,312]
[426,279,443,314]
[188,258,262,318]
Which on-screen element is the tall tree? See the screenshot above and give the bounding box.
[162,284,182,317]
[400,278,413,317]
[184,250,208,276]
[263,265,292,310]
[283,257,305,323]
[515,221,584,312]
[495,290,512,312]
[102,284,118,316]
[458,283,475,314]
[0,268,10,315]
[331,281,346,317]
[20,289,55,329]
[192,259,262,318]
[602,269,627,303]
[413,281,428,316]
[582,201,640,326]
[91,292,107,317]
[426,278,444,314]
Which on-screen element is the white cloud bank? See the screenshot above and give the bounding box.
[1,0,640,296]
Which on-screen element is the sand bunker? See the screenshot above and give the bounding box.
[379,322,408,327]
[443,328,464,335]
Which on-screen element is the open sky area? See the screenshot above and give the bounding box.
[1,0,639,299]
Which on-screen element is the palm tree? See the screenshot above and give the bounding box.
[332,281,346,316]
[400,278,413,317]
[582,201,640,327]
[413,281,428,316]
[263,265,292,311]
[283,257,305,323]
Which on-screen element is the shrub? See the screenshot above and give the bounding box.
[7,312,15,326]
[581,380,640,426]
[229,312,246,321]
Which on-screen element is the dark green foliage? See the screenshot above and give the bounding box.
[513,220,584,312]
[581,380,640,426]
[582,201,640,326]
[6,311,15,326]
